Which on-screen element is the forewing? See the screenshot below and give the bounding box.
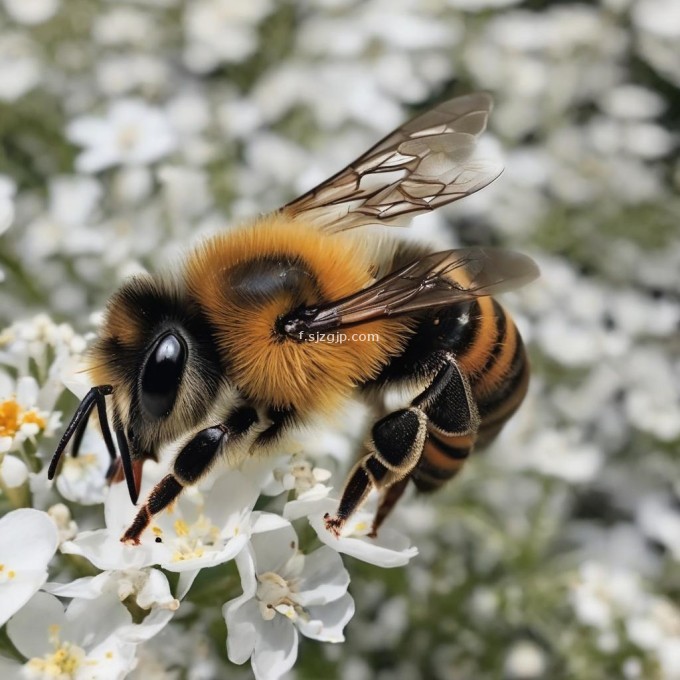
[283,248,540,333]
[281,93,502,233]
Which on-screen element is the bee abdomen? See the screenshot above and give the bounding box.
[457,297,529,437]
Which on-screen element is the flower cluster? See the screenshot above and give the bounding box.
[0,0,678,678]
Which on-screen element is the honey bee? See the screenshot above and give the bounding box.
[49,93,539,544]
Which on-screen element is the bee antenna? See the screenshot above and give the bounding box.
[48,385,114,480]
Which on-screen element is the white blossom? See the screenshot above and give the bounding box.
[291,496,418,568]
[62,463,261,587]
[0,508,58,626]
[54,426,111,505]
[5,591,137,679]
[45,567,179,643]
[224,520,354,680]
[67,99,177,173]
[0,33,41,101]
[183,0,273,72]
[264,452,333,501]
[2,0,60,25]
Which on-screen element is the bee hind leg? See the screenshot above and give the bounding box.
[324,407,428,538]
[328,350,480,538]
[368,476,410,538]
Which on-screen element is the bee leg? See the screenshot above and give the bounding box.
[331,351,479,538]
[410,353,479,491]
[121,408,258,545]
[368,476,410,538]
[324,407,428,538]
[120,473,184,545]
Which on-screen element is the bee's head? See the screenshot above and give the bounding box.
[88,274,223,457]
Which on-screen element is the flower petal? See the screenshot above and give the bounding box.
[6,591,65,659]
[203,470,259,530]
[0,509,58,626]
[298,593,355,643]
[296,547,349,607]
[225,598,260,665]
[250,520,297,574]
[308,501,418,568]
[251,615,298,680]
[0,508,58,567]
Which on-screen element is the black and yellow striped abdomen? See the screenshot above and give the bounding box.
[413,296,529,492]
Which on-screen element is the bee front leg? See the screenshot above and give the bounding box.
[121,407,258,545]
[120,425,227,545]
[324,407,428,538]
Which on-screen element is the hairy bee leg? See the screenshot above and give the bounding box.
[368,476,410,538]
[324,407,428,538]
[327,352,480,538]
[412,353,480,436]
[121,474,184,545]
[121,408,258,545]
[410,353,479,492]
[120,425,228,545]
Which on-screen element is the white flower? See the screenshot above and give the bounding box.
[127,619,225,680]
[2,0,60,25]
[0,32,40,101]
[92,7,157,46]
[224,519,354,680]
[289,497,418,568]
[183,0,273,73]
[5,591,137,680]
[45,567,179,643]
[264,452,333,501]
[55,426,111,505]
[0,316,88,410]
[504,639,548,678]
[0,508,58,626]
[67,99,177,173]
[62,463,261,586]
[504,428,603,484]
[24,175,103,262]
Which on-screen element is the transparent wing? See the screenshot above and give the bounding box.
[280,93,503,233]
[280,248,540,335]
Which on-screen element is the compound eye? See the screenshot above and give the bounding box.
[141,332,186,419]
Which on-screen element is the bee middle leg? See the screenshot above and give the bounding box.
[121,407,258,545]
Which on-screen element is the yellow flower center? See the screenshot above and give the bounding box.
[256,572,303,622]
[25,625,93,679]
[170,514,221,562]
[0,397,46,438]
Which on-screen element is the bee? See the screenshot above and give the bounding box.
[48,93,539,544]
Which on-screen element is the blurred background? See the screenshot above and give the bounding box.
[0,0,678,678]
